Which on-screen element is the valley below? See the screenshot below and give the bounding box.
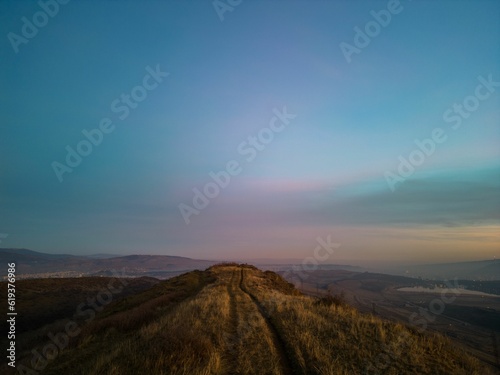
[284,269,500,371]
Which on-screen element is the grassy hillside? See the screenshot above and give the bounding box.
[4,264,494,374]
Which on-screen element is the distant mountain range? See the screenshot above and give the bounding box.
[1,248,498,281]
[0,248,217,278]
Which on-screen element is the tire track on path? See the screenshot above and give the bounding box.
[238,268,300,375]
[226,270,240,374]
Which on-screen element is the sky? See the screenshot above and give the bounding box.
[0,0,499,266]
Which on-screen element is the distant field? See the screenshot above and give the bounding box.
[398,286,500,297]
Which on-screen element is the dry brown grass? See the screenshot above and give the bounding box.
[43,266,283,375]
[242,268,493,375]
[33,265,493,375]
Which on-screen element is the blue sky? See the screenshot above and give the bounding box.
[1,0,499,265]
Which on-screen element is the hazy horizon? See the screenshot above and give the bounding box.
[1,245,498,270]
[1,1,499,265]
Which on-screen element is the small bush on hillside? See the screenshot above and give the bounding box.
[314,292,347,307]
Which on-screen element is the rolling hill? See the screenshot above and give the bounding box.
[2,264,494,374]
[0,248,216,278]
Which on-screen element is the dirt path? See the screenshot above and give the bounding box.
[225,270,240,373]
[238,268,299,375]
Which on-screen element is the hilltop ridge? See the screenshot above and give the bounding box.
[3,264,494,375]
